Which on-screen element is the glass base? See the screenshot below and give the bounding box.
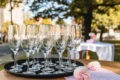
[10,67,22,73]
[11,64,22,69]
[55,65,65,69]
[54,70,64,74]
[49,63,56,67]
[63,66,74,72]
[41,61,45,64]
[23,71,36,74]
[71,63,78,67]
[42,61,56,67]
[35,64,43,68]
[42,67,54,73]
[29,67,40,72]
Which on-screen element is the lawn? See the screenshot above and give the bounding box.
[0,64,3,71]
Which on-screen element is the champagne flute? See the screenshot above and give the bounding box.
[8,25,22,72]
[21,39,35,74]
[47,25,56,66]
[34,24,44,67]
[55,25,67,73]
[40,25,54,74]
[65,25,75,68]
[66,36,75,70]
[21,25,36,74]
[72,24,82,67]
[27,25,43,72]
[34,36,43,68]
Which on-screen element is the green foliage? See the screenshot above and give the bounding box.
[56,18,65,25]
[1,21,18,35]
[66,0,120,40]
[114,25,120,30]
[23,0,120,22]
[0,65,3,71]
[24,0,71,19]
[92,5,120,31]
[0,0,9,7]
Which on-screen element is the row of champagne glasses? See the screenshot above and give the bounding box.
[7,24,81,74]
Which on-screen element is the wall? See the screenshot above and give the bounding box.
[0,8,4,29]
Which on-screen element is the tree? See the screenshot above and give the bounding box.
[1,21,18,35]
[23,0,71,19]
[67,0,120,41]
[0,0,9,7]
[56,18,65,25]
[0,0,22,25]
[92,6,120,41]
[0,0,9,30]
[23,0,120,40]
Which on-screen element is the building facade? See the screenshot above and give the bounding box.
[0,3,24,29]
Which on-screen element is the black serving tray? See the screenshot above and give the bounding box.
[4,58,84,78]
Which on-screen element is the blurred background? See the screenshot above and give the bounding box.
[0,0,120,64]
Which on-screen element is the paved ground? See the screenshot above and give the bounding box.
[0,43,11,56]
[0,43,14,64]
[0,43,59,64]
[0,43,12,64]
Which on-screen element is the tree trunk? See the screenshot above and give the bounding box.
[83,8,93,41]
[10,0,13,25]
[99,29,103,41]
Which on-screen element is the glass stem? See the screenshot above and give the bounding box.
[59,53,62,67]
[69,52,72,67]
[73,50,76,65]
[44,55,48,68]
[32,51,36,66]
[49,50,52,64]
[37,58,39,64]
[27,56,30,72]
[14,52,17,68]
[36,49,39,64]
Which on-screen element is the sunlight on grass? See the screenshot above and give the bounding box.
[0,65,3,71]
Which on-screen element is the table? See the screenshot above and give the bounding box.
[0,60,120,80]
[77,42,114,61]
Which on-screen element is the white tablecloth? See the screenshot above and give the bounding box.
[77,42,114,61]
